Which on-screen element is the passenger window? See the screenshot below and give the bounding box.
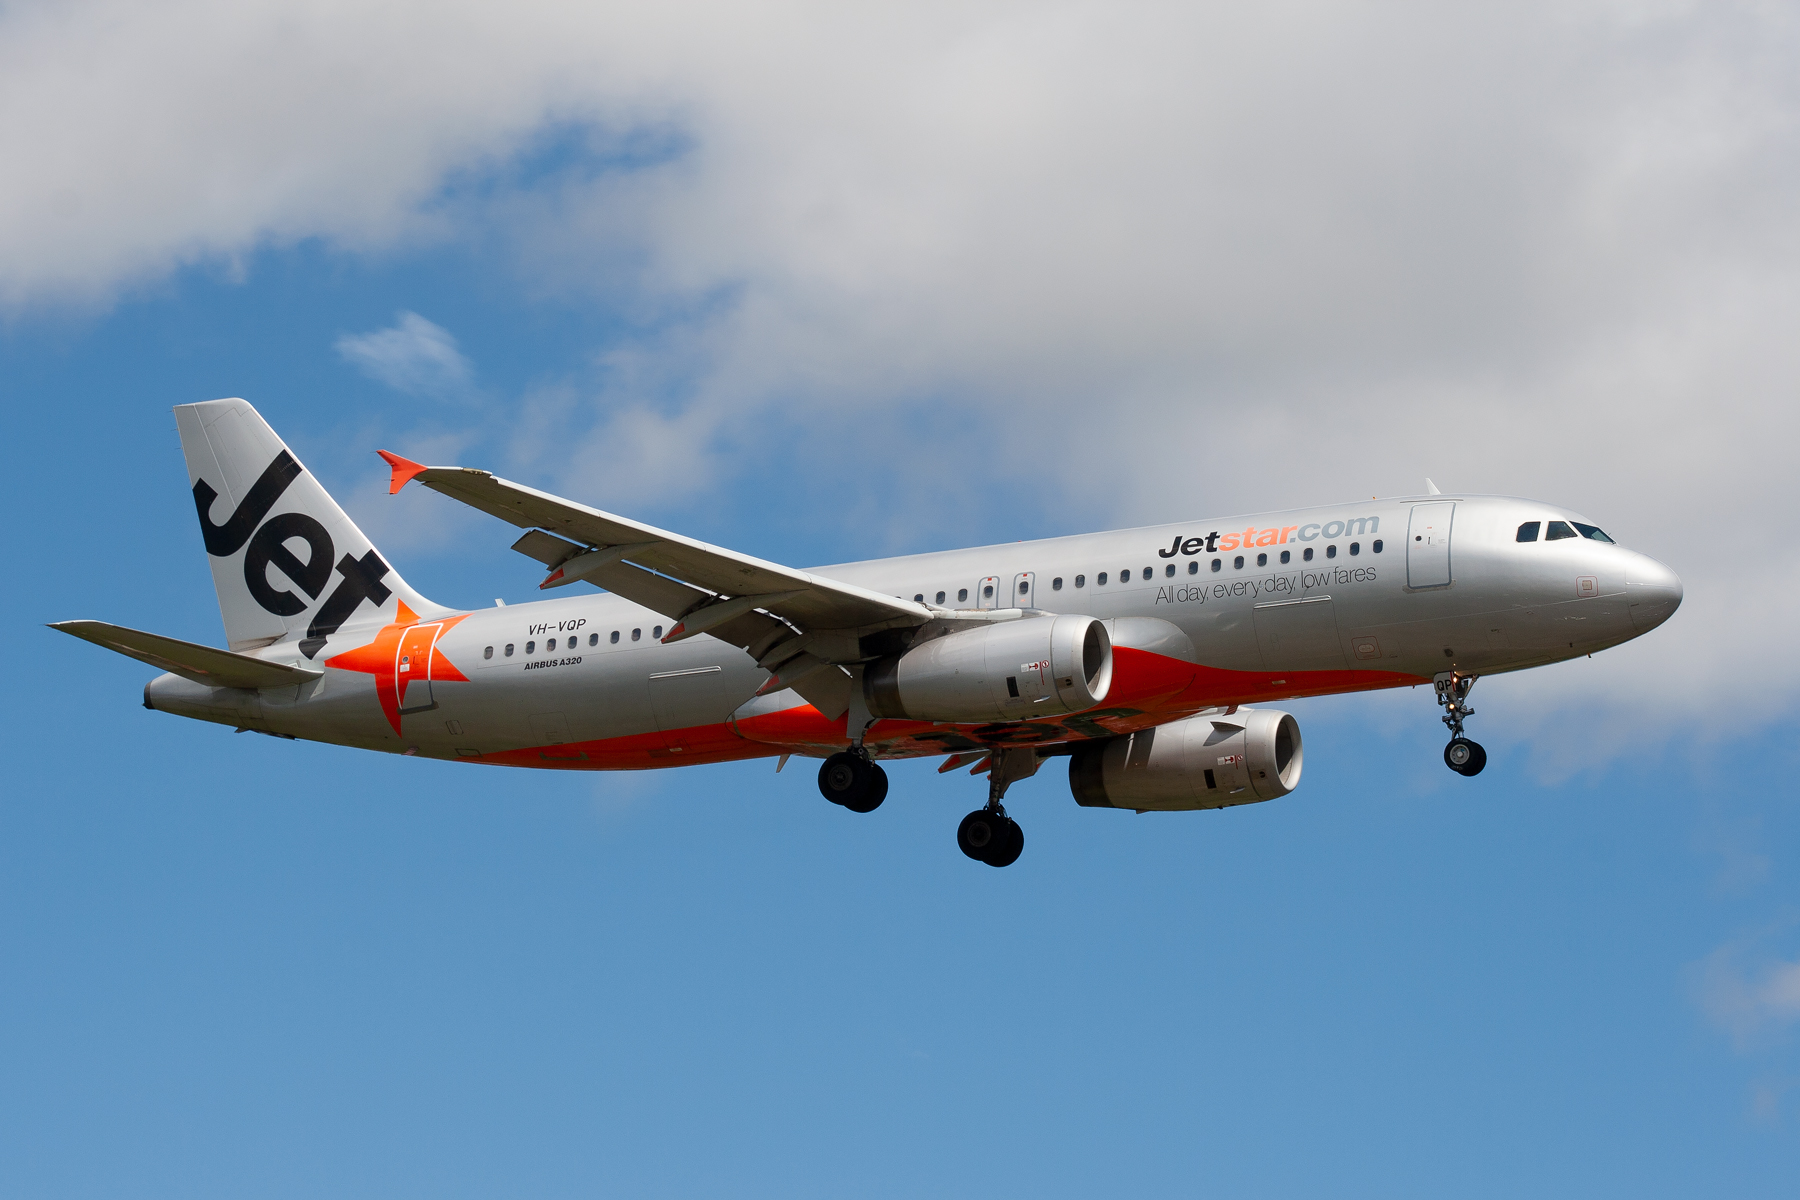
[914,593,924,602]
[1211,558,1221,572]
[1326,545,1337,559]
[1546,521,1577,541]
[1303,548,1313,561]
[1350,542,1360,556]
[983,584,994,599]
[958,588,968,602]
[484,646,494,659]
[1052,577,1063,590]
[1516,522,1541,543]
[1097,572,1108,585]
[1120,568,1130,581]
[610,630,620,644]
[547,637,557,651]
[1233,556,1244,569]
[936,591,946,604]
[1142,567,1153,581]
[1188,561,1198,574]
[653,625,663,639]
[589,633,598,647]
[1019,581,1029,595]
[1572,522,1615,543]
[505,643,514,657]
[1256,553,1267,567]
[1074,576,1085,588]
[632,628,642,641]
[1279,550,1290,564]
[1373,539,1383,553]
[1164,564,1175,577]
[525,640,536,654]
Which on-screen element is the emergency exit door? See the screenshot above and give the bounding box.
[1407,502,1456,589]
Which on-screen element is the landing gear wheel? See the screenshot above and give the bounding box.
[957,809,1000,861]
[818,752,886,812]
[957,809,1024,867]
[844,763,888,813]
[988,817,1024,867]
[1444,738,1487,777]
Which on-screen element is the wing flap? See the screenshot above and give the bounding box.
[510,529,584,567]
[51,620,323,690]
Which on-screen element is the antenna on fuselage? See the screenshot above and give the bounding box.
[1425,478,1442,495]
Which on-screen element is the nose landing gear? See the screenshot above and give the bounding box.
[818,750,888,812]
[1434,672,1486,776]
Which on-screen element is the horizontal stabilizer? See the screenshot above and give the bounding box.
[49,620,323,690]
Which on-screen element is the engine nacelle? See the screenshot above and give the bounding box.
[1069,708,1303,811]
[864,615,1112,723]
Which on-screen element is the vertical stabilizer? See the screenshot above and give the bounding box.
[175,398,444,657]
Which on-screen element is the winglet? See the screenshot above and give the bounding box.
[377,450,429,495]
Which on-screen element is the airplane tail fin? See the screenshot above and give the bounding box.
[176,398,446,658]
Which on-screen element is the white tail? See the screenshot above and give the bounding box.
[176,398,444,657]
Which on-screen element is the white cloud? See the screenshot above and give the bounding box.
[4,0,1800,754]
[336,311,473,396]
[1698,940,1800,1048]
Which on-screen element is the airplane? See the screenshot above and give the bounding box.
[53,398,1683,867]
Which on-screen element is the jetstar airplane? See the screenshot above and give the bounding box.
[54,399,1683,867]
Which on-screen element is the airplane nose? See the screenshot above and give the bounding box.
[1626,555,1683,633]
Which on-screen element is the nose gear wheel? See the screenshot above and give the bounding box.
[1444,737,1487,776]
[1434,673,1486,776]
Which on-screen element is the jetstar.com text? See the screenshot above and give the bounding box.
[1156,516,1380,557]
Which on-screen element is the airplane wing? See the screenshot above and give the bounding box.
[378,452,935,717]
[49,620,323,690]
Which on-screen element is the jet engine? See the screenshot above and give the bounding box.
[1069,707,1302,811]
[863,615,1112,723]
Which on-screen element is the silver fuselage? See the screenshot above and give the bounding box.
[147,494,1683,767]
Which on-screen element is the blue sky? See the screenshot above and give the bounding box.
[4,4,1800,1196]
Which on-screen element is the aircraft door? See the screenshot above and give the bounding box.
[977,576,1000,610]
[1407,502,1456,589]
[1013,572,1035,608]
[396,623,441,714]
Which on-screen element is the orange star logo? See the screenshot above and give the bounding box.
[325,601,469,734]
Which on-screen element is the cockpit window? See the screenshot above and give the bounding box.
[1516,522,1540,543]
[1546,521,1577,541]
[1572,522,1615,543]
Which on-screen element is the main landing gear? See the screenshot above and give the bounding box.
[957,807,1023,868]
[815,743,1035,868]
[1434,672,1487,777]
[818,750,888,813]
[956,747,1038,868]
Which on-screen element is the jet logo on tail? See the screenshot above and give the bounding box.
[193,450,396,657]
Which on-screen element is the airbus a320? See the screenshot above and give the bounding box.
[54,399,1683,867]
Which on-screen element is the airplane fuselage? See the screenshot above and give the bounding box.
[146,493,1683,769]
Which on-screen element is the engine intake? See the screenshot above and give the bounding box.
[1069,708,1302,811]
[864,615,1112,723]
